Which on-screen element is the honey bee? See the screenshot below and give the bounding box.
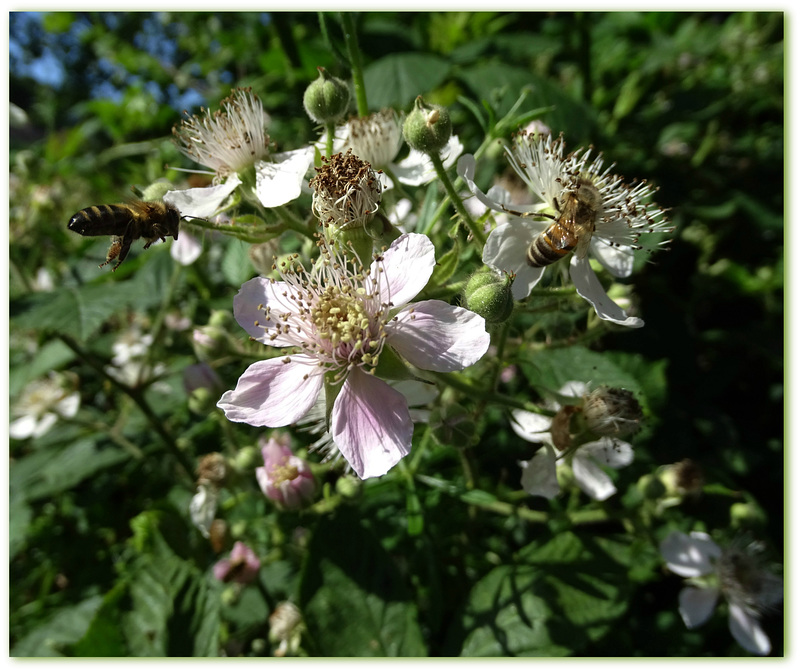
[504,180,603,268]
[67,200,181,271]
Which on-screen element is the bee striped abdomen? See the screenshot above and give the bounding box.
[68,204,134,236]
[526,224,575,267]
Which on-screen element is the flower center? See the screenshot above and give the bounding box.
[270,461,300,486]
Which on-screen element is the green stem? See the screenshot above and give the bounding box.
[427,371,553,416]
[429,153,486,246]
[324,121,336,158]
[58,334,195,482]
[340,13,369,117]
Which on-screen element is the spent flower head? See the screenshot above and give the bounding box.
[458,131,673,327]
[217,232,490,478]
[309,150,382,235]
[660,530,783,655]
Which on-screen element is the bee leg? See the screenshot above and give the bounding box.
[99,236,123,269]
[110,235,134,271]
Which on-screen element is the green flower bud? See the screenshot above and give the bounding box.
[303,67,351,124]
[141,180,174,202]
[335,473,363,501]
[188,387,215,415]
[402,96,452,154]
[636,473,667,500]
[430,403,477,447]
[463,268,515,324]
[730,501,768,530]
[232,445,262,472]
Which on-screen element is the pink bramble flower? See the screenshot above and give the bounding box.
[217,233,490,479]
[256,435,316,509]
[660,530,783,655]
[213,541,261,584]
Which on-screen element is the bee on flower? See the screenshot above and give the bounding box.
[458,131,673,328]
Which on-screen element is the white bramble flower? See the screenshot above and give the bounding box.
[458,131,673,328]
[324,108,464,189]
[512,381,634,501]
[216,233,490,479]
[167,88,314,235]
[660,530,783,655]
[10,372,80,440]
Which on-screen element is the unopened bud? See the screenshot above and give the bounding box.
[256,436,316,510]
[463,268,514,323]
[335,473,363,500]
[303,67,351,124]
[402,96,452,154]
[213,541,261,584]
[658,458,705,497]
[582,386,643,438]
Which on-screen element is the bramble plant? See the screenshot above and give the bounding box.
[9,11,784,657]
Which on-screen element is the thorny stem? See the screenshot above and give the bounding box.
[58,333,195,482]
[429,152,486,246]
[341,13,369,117]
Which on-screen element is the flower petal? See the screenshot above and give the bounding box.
[510,409,552,443]
[483,221,547,300]
[255,146,314,208]
[171,230,203,266]
[164,177,241,218]
[387,299,490,372]
[394,136,463,186]
[519,445,560,499]
[373,233,436,307]
[728,602,772,655]
[578,438,634,469]
[590,239,634,278]
[678,586,719,629]
[217,356,323,427]
[457,154,504,212]
[659,530,722,577]
[330,368,413,479]
[569,256,644,328]
[232,278,300,348]
[571,449,618,501]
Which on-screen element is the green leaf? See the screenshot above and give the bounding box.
[70,582,130,657]
[424,238,460,291]
[11,596,104,657]
[10,439,130,503]
[364,53,451,109]
[221,237,255,288]
[453,531,632,656]
[299,509,426,656]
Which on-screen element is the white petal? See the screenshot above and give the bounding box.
[171,230,203,266]
[9,415,37,440]
[164,177,241,218]
[387,300,490,372]
[457,154,506,212]
[389,379,439,407]
[394,136,463,187]
[483,221,547,300]
[519,446,560,499]
[55,392,81,419]
[232,278,299,348]
[217,357,324,427]
[330,368,413,479]
[571,449,617,501]
[557,381,590,398]
[578,438,634,469]
[509,409,552,443]
[659,530,722,577]
[189,484,218,538]
[590,239,634,278]
[569,256,644,328]
[678,586,719,629]
[255,146,314,208]
[728,602,771,655]
[373,233,436,307]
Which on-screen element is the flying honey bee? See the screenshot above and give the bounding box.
[67,200,181,271]
[503,180,603,268]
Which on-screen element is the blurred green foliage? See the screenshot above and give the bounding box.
[9,11,783,657]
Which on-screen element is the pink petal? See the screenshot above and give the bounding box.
[373,233,436,307]
[233,278,300,347]
[171,230,203,266]
[330,368,413,479]
[569,257,644,328]
[217,356,323,426]
[386,300,490,372]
